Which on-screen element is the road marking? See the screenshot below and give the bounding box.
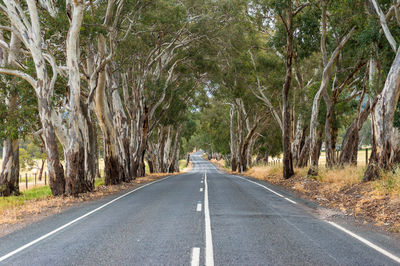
[327,221,400,263]
[191,247,200,266]
[200,188,203,192]
[0,175,172,263]
[234,175,297,204]
[201,180,203,183]
[284,197,297,204]
[204,173,214,266]
[197,202,202,212]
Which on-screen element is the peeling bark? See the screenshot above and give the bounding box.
[364,46,400,181]
[168,125,183,173]
[229,105,237,171]
[0,139,19,196]
[308,6,355,175]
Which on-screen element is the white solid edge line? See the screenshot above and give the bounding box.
[234,175,297,205]
[284,197,297,204]
[191,247,200,266]
[0,175,172,263]
[327,221,400,263]
[234,172,400,263]
[197,203,202,212]
[204,173,214,266]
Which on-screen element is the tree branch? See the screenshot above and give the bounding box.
[0,67,36,87]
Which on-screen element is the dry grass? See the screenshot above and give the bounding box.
[375,167,400,196]
[319,150,370,166]
[245,165,282,182]
[210,159,227,169]
[317,166,365,186]
[243,165,364,191]
[269,149,372,166]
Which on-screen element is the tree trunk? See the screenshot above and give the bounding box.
[39,99,65,195]
[229,105,237,172]
[110,68,131,182]
[174,141,181,172]
[264,151,269,165]
[291,117,303,163]
[297,136,311,168]
[92,120,101,179]
[246,136,256,168]
[0,139,19,196]
[136,107,149,177]
[38,159,45,181]
[157,127,167,173]
[340,101,374,165]
[169,125,183,173]
[239,118,259,172]
[324,104,336,168]
[308,5,355,175]
[93,35,122,186]
[282,10,295,179]
[236,100,244,172]
[64,2,92,195]
[186,153,190,167]
[147,157,154,174]
[309,130,324,171]
[103,138,121,185]
[0,34,20,196]
[81,104,96,191]
[364,47,400,181]
[163,127,172,173]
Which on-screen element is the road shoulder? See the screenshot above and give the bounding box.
[0,174,173,238]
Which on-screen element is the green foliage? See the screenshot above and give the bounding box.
[187,100,231,155]
[19,137,46,171]
[0,77,39,142]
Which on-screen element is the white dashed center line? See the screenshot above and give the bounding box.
[191,247,200,266]
[204,173,214,266]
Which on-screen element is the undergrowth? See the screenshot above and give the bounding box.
[376,167,400,195]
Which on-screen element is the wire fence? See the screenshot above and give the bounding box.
[265,148,372,167]
[19,172,48,191]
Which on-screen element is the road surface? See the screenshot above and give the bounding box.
[1,152,400,265]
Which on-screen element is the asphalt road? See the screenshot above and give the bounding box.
[1,152,400,265]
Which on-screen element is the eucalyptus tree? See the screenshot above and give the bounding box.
[0,73,39,196]
[364,0,400,181]
[307,1,355,174]
[0,1,66,195]
[0,31,24,196]
[250,0,314,178]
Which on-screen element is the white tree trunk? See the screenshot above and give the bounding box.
[364,46,400,180]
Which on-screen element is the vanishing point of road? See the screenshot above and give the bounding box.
[1,152,400,265]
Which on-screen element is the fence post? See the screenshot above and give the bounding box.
[366,148,368,165]
[25,173,28,189]
[45,172,47,185]
[35,173,37,186]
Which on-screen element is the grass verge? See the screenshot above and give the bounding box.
[0,186,52,211]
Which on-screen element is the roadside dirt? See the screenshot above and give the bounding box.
[0,172,184,238]
[210,159,400,233]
